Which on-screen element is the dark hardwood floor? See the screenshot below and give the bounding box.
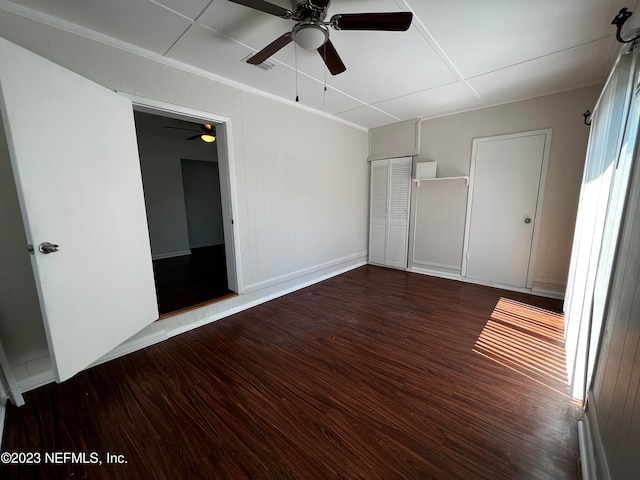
[153,244,234,315]
[1,265,580,479]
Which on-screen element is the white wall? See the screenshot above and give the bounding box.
[136,132,218,258]
[369,119,420,160]
[0,115,49,371]
[410,178,468,275]
[0,9,369,388]
[410,85,601,294]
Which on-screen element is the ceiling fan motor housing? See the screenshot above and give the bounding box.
[289,0,330,50]
[290,0,328,21]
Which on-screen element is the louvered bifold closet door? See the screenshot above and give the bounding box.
[368,157,412,268]
[386,158,412,268]
[369,160,390,265]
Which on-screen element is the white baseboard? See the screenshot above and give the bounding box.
[531,288,565,299]
[151,249,191,260]
[189,242,223,249]
[411,260,462,271]
[409,267,565,300]
[578,420,593,480]
[14,334,176,393]
[90,331,168,369]
[409,266,463,281]
[582,394,611,480]
[18,370,54,395]
[242,252,367,293]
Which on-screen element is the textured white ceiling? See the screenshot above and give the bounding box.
[1,0,632,128]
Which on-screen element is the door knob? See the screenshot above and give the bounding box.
[39,242,60,254]
[524,218,532,224]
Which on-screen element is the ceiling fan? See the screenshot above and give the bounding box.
[164,123,216,143]
[230,0,413,75]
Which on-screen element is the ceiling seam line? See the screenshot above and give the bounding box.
[147,0,195,23]
[463,81,485,102]
[192,0,215,24]
[393,0,466,82]
[370,80,477,105]
[368,105,401,120]
[162,23,194,57]
[418,80,606,123]
[396,0,475,100]
[466,35,613,81]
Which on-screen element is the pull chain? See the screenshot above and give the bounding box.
[323,42,327,108]
[294,43,299,102]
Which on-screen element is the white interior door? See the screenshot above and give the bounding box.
[0,38,158,382]
[214,123,239,293]
[463,130,550,288]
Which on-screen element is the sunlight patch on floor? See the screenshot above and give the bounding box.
[473,298,574,399]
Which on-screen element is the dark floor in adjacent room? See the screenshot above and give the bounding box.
[153,244,234,315]
[1,265,581,479]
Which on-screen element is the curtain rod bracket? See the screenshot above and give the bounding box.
[613,8,640,44]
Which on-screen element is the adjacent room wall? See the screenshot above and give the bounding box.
[0,9,369,387]
[410,85,602,294]
[181,159,224,249]
[136,132,218,259]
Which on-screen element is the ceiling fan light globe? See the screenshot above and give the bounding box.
[292,23,328,50]
[200,134,215,143]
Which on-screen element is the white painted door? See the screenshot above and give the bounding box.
[214,124,239,293]
[0,38,158,382]
[368,157,411,269]
[463,131,550,288]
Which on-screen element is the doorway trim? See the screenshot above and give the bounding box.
[461,129,552,289]
[119,93,242,294]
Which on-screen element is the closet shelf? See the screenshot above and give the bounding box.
[413,176,469,188]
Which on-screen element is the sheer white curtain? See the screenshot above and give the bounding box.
[564,46,640,400]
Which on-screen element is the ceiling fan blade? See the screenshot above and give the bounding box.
[330,12,413,31]
[317,39,346,75]
[247,32,292,65]
[164,126,199,132]
[227,0,292,18]
[186,134,201,140]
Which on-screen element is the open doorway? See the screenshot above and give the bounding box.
[133,110,237,315]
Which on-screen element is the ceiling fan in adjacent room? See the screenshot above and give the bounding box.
[164,123,216,143]
[230,0,413,75]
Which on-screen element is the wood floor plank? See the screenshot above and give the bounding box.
[1,265,580,479]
